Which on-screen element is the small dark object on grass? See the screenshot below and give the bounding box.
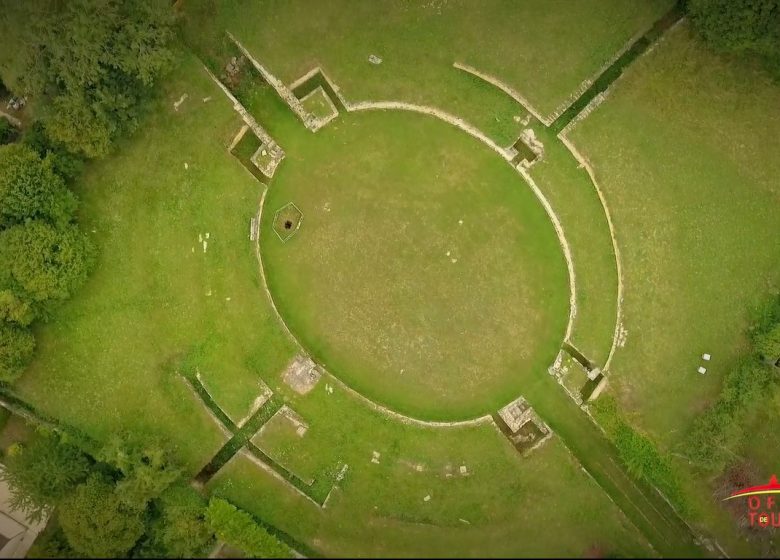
[285,220,293,230]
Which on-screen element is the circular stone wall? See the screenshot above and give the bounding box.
[261,110,569,420]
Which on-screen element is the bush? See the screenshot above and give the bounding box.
[0,322,35,382]
[27,525,80,559]
[98,434,183,509]
[755,322,780,364]
[23,122,84,182]
[138,485,214,558]
[206,498,293,558]
[591,396,688,513]
[0,290,35,326]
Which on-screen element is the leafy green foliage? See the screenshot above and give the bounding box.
[0,322,35,382]
[27,525,80,559]
[138,485,214,558]
[206,498,293,558]
[6,0,175,157]
[23,122,84,182]
[755,322,780,363]
[687,0,780,74]
[0,132,88,383]
[59,475,145,558]
[591,396,688,513]
[98,433,183,509]
[0,220,93,306]
[1,426,197,557]
[0,144,77,228]
[0,430,90,522]
[0,118,17,145]
[0,290,35,326]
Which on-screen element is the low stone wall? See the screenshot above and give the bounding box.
[228,33,319,131]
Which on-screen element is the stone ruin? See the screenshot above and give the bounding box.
[498,396,552,455]
[508,128,544,169]
[5,96,26,111]
[281,355,322,395]
[549,350,608,405]
[221,55,246,88]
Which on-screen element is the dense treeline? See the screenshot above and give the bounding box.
[3,430,212,557]
[0,0,177,383]
[687,0,780,76]
[0,142,93,382]
[686,294,780,472]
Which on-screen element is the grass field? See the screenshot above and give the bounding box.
[6,1,778,556]
[569,24,780,445]
[261,110,570,420]
[4,44,666,557]
[531,127,619,365]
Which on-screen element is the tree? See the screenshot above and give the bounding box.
[98,434,183,509]
[4,0,175,157]
[0,430,90,522]
[0,220,93,305]
[0,322,35,382]
[687,0,780,72]
[0,144,77,229]
[23,121,84,182]
[58,475,144,558]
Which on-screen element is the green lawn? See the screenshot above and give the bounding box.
[532,127,619,365]
[262,110,570,420]
[182,0,672,140]
[569,24,780,447]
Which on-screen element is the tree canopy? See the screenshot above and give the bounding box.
[687,0,780,73]
[0,143,77,228]
[59,475,145,558]
[0,431,90,522]
[2,0,175,157]
[0,220,93,305]
[98,434,183,509]
[0,322,35,382]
